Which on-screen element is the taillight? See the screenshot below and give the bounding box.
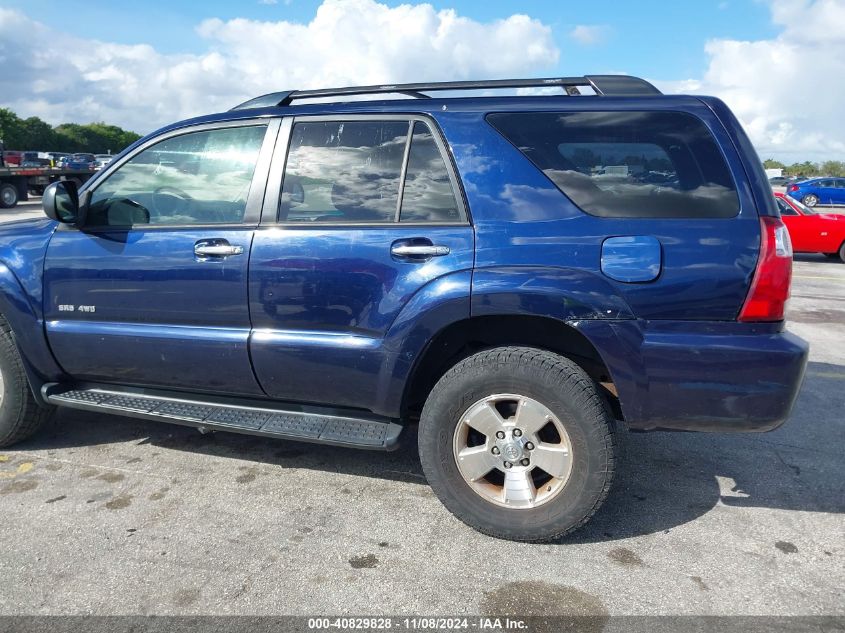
[788,185,798,192]
[739,216,793,322]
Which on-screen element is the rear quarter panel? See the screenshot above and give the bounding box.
[433,98,760,321]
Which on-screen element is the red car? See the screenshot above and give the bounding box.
[775,192,845,262]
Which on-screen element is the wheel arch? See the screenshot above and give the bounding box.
[400,314,623,421]
[0,261,64,402]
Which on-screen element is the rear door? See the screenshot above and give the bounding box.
[248,115,473,411]
[44,120,279,396]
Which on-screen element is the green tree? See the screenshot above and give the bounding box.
[763,158,786,170]
[21,117,57,149]
[0,107,141,155]
[0,108,25,148]
[820,160,845,177]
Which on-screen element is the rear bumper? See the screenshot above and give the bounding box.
[575,319,809,432]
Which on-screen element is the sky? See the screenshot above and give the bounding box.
[0,0,843,161]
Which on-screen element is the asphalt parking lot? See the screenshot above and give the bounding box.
[0,201,842,617]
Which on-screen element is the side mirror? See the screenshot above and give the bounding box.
[43,180,85,225]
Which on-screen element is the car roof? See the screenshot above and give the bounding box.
[145,93,711,141]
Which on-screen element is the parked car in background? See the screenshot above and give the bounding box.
[93,154,113,170]
[769,176,792,186]
[787,177,845,207]
[48,152,70,167]
[1,150,23,166]
[21,151,52,167]
[65,153,97,170]
[775,192,845,261]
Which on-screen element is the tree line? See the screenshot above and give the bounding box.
[764,158,845,178]
[0,108,141,155]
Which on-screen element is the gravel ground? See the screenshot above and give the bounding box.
[0,212,842,618]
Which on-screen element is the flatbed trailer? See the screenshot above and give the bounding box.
[0,166,97,209]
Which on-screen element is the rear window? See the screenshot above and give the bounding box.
[487,111,740,219]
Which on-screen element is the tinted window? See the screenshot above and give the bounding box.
[487,111,740,219]
[88,126,266,227]
[280,120,409,223]
[817,180,834,188]
[776,198,798,216]
[400,121,461,222]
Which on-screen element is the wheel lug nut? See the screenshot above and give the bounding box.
[503,461,513,469]
[513,428,522,437]
[520,458,530,467]
[491,446,500,455]
[496,431,505,439]
[525,442,534,451]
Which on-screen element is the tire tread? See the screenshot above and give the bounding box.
[0,318,52,447]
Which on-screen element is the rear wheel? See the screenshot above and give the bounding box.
[0,183,18,209]
[839,242,845,263]
[418,347,617,542]
[802,193,819,207]
[0,319,54,447]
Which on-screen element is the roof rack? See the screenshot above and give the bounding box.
[229,75,661,110]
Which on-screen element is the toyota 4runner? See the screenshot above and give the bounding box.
[0,76,808,541]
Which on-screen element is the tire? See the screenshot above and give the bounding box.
[418,347,618,542]
[0,183,18,209]
[839,242,845,264]
[802,193,819,208]
[0,318,54,447]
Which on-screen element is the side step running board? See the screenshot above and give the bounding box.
[42,383,403,451]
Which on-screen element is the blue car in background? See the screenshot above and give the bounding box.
[65,153,96,170]
[787,177,845,207]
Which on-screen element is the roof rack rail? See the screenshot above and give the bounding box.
[229,75,661,110]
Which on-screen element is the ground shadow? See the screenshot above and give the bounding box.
[14,361,844,543]
[793,253,841,264]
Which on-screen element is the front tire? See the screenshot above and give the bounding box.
[802,193,819,207]
[418,347,617,542]
[0,319,54,447]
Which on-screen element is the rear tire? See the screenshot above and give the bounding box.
[839,242,845,264]
[0,319,54,447]
[0,183,18,209]
[418,347,617,542]
[802,193,819,207]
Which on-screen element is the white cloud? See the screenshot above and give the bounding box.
[0,0,558,134]
[660,0,845,160]
[568,24,610,46]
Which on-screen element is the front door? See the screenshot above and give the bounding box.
[249,116,474,412]
[44,120,278,396]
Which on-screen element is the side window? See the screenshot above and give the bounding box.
[487,111,740,219]
[280,120,409,223]
[400,121,461,222]
[818,180,833,188]
[776,198,798,216]
[87,125,267,227]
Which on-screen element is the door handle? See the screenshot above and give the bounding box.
[390,244,451,258]
[194,241,244,258]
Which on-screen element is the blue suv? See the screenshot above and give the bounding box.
[0,76,808,541]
